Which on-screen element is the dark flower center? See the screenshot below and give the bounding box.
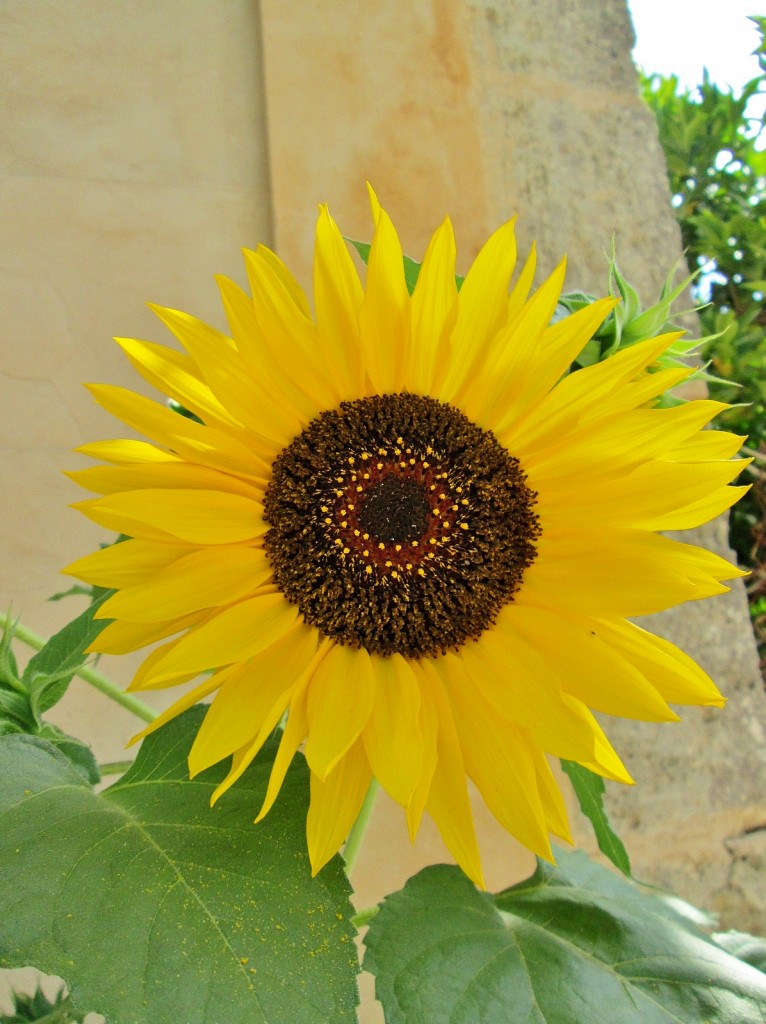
[358,476,432,544]
[263,393,540,658]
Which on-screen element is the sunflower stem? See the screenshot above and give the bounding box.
[3,614,157,724]
[343,778,380,874]
[99,759,135,776]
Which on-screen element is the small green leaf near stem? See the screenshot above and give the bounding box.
[0,613,157,724]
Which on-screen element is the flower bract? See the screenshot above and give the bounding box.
[65,189,748,887]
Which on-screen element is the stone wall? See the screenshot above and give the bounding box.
[2,7,764,1007]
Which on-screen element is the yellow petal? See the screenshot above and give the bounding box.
[458,258,567,420]
[97,546,271,623]
[460,633,631,783]
[73,489,266,545]
[308,739,373,876]
[519,529,741,618]
[128,672,224,746]
[87,383,265,481]
[74,439,181,465]
[63,538,190,588]
[362,653,424,809]
[435,656,554,860]
[139,592,298,685]
[416,660,484,888]
[408,217,458,395]
[66,461,267,498]
[244,249,342,413]
[189,620,318,776]
[304,643,375,780]
[313,205,364,394]
[593,618,725,707]
[89,610,206,656]
[359,204,409,394]
[436,216,517,400]
[504,604,678,722]
[115,336,239,431]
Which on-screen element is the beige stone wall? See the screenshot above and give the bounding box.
[2,0,764,1016]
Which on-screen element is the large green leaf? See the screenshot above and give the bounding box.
[363,850,766,1023]
[0,708,358,1024]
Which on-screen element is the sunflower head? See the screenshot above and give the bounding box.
[65,189,748,887]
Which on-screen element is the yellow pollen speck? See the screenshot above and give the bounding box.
[334,538,343,546]
[356,485,363,493]
[365,565,373,574]
[439,493,447,500]
[378,542,385,550]
[363,533,370,540]
[396,437,404,445]
[426,445,434,455]
[429,537,437,545]
[411,540,419,547]
[395,544,402,552]
[418,567,426,576]
[460,522,469,530]
[354,529,360,536]
[400,461,407,468]
[429,484,436,491]
[347,503,355,510]
[409,458,416,465]
[343,546,350,554]
[451,504,459,511]
[427,551,435,559]
[376,462,383,470]
[423,461,430,469]
[391,571,399,578]
[461,498,469,505]
[432,509,441,517]
[335,477,344,484]
[348,457,355,465]
[361,452,370,460]
[363,549,370,557]
[385,560,393,567]
[324,517,332,525]
[394,448,401,456]
[320,505,329,513]
[363,473,370,479]
[378,448,387,456]
[406,563,413,570]
[341,520,348,528]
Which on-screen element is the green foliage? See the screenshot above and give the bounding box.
[363,850,766,1023]
[0,986,78,1024]
[0,707,358,1024]
[0,598,113,782]
[639,23,766,580]
[560,759,631,876]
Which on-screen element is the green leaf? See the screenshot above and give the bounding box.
[713,931,766,974]
[20,592,112,721]
[560,759,631,876]
[363,851,766,1024]
[0,708,358,1024]
[35,723,100,785]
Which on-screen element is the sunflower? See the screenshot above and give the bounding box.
[64,189,747,888]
